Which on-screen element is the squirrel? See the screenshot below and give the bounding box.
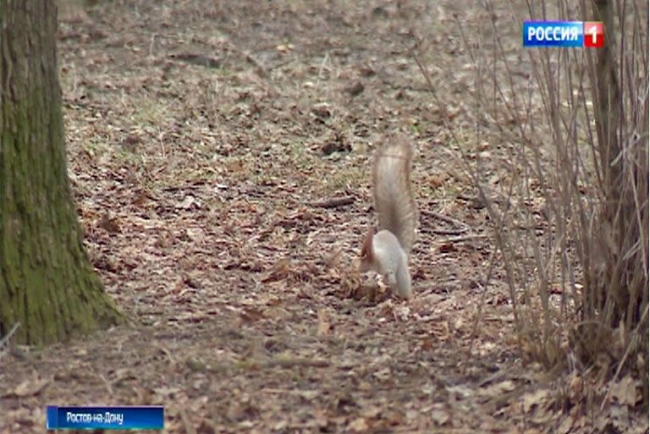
[359,137,418,299]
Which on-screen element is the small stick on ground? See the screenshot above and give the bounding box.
[438,234,489,244]
[420,209,470,232]
[0,322,20,348]
[307,196,356,209]
[266,358,331,369]
[179,408,197,434]
[421,227,468,236]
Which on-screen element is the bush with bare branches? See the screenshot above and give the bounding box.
[421,0,648,415]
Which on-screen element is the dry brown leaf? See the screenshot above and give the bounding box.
[226,400,258,422]
[521,388,550,413]
[317,309,331,336]
[311,102,332,119]
[569,374,583,399]
[10,378,50,398]
[276,43,294,53]
[348,417,369,432]
[557,415,574,434]
[262,306,291,321]
[479,379,517,399]
[185,227,204,243]
[323,248,343,268]
[261,258,290,283]
[240,307,265,323]
[312,409,330,428]
[610,375,640,406]
[373,367,392,381]
[428,173,448,188]
[430,406,451,426]
[98,212,121,233]
[420,337,435,351]
[360,406,382,419]
[178,195,201,210]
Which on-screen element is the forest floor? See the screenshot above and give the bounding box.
[1,0,647,433]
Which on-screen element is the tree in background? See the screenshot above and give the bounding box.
[0,0,124,345]
[581,0,649,405]
[588,0,648,328]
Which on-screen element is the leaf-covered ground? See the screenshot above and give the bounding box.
[1,1,647,433]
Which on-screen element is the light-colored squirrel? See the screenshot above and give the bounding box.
[359,137,418,299]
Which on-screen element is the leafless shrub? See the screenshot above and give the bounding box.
[421,0,648,409]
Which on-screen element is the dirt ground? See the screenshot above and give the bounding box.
[0,1,647,433]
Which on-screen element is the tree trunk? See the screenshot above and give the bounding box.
[589,0,648,332]
[0,0,124,345]
[583,0,648,408]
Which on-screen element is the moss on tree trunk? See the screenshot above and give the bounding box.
[0,0,125,345]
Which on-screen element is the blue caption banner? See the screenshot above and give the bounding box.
[46,406,164,430]
[523,21,584,47]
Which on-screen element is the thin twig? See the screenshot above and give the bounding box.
[179,408,197,434]
[420,209,470,233]
[98,374,114,397]
[0,323,20,347]
[307,196,355,209]
[438,234,490,244]
[265,358,331,369]
[600,304,650,411]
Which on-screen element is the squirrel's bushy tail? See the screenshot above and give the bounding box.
[372,138,418,253]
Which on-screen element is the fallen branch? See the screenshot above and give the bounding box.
[268,358,331,369]
[0,322,20,348]
[307,196,355,209]
[421,227,468,236]
[438,234,489,244]
[235,357,331,370]
[179,408,197,434]
[420,209,470,234]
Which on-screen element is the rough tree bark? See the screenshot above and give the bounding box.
[588,0,648,337]
[583,0,649,407]
[0,0,124,345]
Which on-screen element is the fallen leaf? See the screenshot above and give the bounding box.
[317,309,331,336]
[98,212,120,233]
[611,375,639,406]
[240,307,265,323]
[261,259,290,283]
[557,415,574,434]
[276,43,294,53]
[521,388,550,413]
[262,306,291,321]
[431,407,451,426]
[178,195,201,210]
[311,102,332,119]
[360,406,382,419]
[428,173,447,188]
[10,379,50,397]
[185,227,204,242]
[373,367,392,381]
[348,417,369,432]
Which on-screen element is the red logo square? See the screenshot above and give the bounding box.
[584,22,604,48]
